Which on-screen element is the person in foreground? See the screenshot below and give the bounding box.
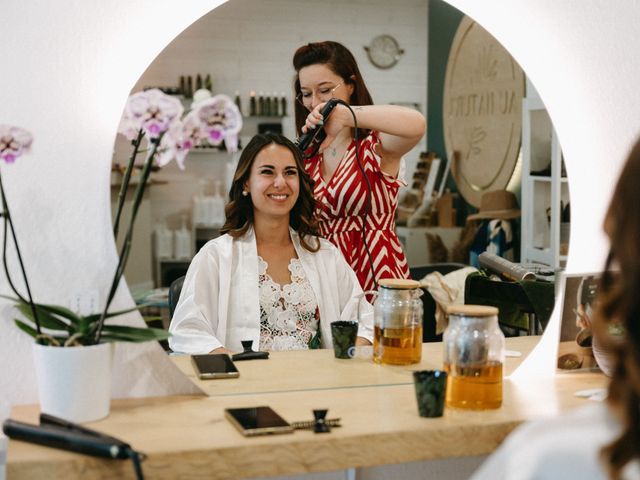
[471,139,640,480]
[169,133,373,355]
[292,41,426,292]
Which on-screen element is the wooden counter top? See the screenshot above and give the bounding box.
[7,337,609,479]
[171,336,536,397]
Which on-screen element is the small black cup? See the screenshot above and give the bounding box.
[330,321,358,359]
[413,370,447,418]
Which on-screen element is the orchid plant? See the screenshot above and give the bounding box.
[2,89,242,346]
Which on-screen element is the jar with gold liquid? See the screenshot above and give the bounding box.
[371,279,423,365]
[443,305,504,409]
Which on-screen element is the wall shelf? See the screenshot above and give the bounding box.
[520,94,570,268]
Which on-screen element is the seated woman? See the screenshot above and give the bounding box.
[169,133,373,355]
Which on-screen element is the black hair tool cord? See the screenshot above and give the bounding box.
[295,98,377,290]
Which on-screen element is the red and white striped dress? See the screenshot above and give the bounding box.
[305,131,410,293]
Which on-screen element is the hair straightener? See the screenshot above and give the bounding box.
[296,98,340,154]
[3,413,145,478]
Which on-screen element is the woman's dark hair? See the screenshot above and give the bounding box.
[595,137,640,478]
[221,133,319,252]
[292,41,373,139]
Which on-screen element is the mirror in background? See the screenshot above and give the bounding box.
[110,0,568,341]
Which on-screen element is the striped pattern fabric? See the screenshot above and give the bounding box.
[305,131,410,292]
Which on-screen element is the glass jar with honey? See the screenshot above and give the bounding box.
[370,278,423,365]
[443,305,504,410]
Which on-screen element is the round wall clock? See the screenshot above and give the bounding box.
[364,35,404,69]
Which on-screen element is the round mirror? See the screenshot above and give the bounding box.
[111,0,569,343]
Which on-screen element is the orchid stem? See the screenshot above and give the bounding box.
[95,135,161,343]
[113,129,144,239]
[0,171,41,335]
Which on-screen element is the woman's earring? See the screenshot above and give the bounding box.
[242,190,249,197]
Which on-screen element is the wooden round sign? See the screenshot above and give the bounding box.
[443,17,525,207]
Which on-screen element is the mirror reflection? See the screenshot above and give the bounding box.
[110,0,569,346]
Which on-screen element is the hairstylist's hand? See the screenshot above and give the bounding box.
[302,102,351,152]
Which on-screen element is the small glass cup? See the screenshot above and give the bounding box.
[413,370,447,418]
[330,321,358,359]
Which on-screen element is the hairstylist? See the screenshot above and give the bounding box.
[292,41,426,292]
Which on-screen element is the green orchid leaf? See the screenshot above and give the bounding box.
[14,319,67,345]
[82,304,152,324]
[1,295,81,326]
[14,319,38,339]
[101,324,170,342]
[35,304,82,325]
[7,295,169,344]
[15,303,71,331]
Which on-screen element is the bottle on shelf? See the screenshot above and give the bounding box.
[153,221,173,260]
[204,74,213,91]
[211,180,226,227]
[280,93,287,117]
[258,91,265,116]
[234,90,242,116]
[186,76,193,99]
[204,189,216,227]
[249,90,257,116]
[195,74,203,91]
[271,93,278,117]
[174,215,192,260]
[192,180,208,226]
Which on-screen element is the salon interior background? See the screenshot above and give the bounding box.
[116,0,429,287]
[115,0,487,290]
[2,0,639,440]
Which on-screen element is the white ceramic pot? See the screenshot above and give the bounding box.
[32,342,113,423]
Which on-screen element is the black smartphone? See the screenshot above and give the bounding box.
[224,406,294,437]
[191,354,240,380]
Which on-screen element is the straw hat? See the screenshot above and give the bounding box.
[466,190,520,221]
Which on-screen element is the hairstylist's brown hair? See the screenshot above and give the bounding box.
[596,137,640,479]
[221,133,320,252]
[292,41,373,139]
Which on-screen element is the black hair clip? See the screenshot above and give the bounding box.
[291,409,341,433]
[313,409,331,433]
[231,340,269,361]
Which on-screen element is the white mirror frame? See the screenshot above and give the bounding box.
[2,0,639,414]
[447,0,640,376]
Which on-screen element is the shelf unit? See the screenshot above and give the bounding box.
[154,225,223,288]
[520,95,570,269]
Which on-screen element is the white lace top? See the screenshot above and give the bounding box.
[258,256,320,351]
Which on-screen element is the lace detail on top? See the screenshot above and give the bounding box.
[258,256,320,351]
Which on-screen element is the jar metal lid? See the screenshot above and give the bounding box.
[378,278,420,289]
[446,304,498,317]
